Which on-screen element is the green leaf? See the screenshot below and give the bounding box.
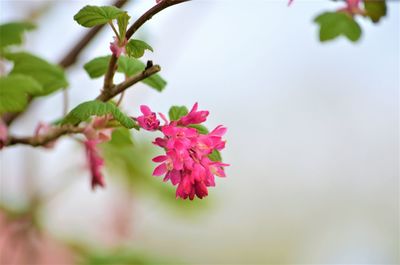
[4,52,68,95]
[189,124,209,134]
[117,56,166,91]
[126,39,153,59]
[0,74,42,113]
[62,100,136,129]
[0,22,35,48]
[83,56,111,78]
[117,12,130,41]
[364,0,387,23]
[73,5,125,27]
[117,56,143,76]
[168,106,188,121]
[314,12,362,42]
[141,73,166,91]
[208,149,222,162]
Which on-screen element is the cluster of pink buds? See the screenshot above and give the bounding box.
[109,36,127,58]
[339,0,365,16]
[83,115,113,189]
[137,103,229,200]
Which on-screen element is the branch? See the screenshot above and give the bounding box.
[103,56,119,90]
[102,0,190,91]
[97,65,160,101]
[6,126,85,147]
[1,0,129,126]
[4,0,188,147]
[5,65,160,147]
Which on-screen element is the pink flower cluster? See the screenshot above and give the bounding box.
[137,103,229,200]
[83,116,113,189]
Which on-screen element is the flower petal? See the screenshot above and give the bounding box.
[153,163,167,176]
[152,155,167,163]
[140,105,152,115]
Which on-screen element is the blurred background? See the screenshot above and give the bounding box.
[0,0,399,264]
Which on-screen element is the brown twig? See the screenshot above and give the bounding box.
[6,126,85,147]
[5,65,160,147]
[97,65,160,101]
[103,56,119,90]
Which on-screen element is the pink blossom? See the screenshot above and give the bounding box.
[137,105,160,131]
[338,0,365,16]
[83,115,114,189]
[109,37,127,58]
[346,0,362,11]
[0,119,8,149]
[288,0,294,6]
[84,139,105,189]
[162,125,197,151]
[178,102,209,126]
[146,104,229,200]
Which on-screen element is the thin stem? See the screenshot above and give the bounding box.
[6,126,85,147]
[62,89,69,116]
[116,91,125,106]
[109,21,120,39]
[103,56,118,90]
[116,75,129,106]
[98,65,160,101]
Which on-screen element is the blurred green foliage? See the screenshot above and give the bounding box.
[364,0,387,23]
[0,22,35,49]
[314,12,362,42]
